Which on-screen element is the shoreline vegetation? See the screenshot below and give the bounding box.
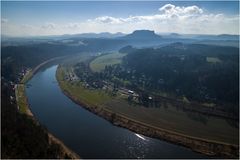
[15,56,80,159]
[56,65,238,158]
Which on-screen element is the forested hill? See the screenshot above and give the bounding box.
[1,43,80,158]
[160,43,239,56]
[121,44,239,107]
[1,39,125,82]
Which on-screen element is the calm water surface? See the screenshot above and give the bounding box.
[26,64,206,158]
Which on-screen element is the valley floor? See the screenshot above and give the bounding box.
[55,55,239,158]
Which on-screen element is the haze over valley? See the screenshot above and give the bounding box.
[1,1,239,159]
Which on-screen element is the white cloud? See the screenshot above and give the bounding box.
[82,4,237,35]
[159,4,203,16]
[64,23,81,29]
[1,4,239,36]
[93,16,124,24]
[41,23,56,29]
[1,18,8,24]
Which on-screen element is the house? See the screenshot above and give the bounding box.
[158,79,165,84]
[128,90,134,94]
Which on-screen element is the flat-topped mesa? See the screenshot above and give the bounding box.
[123,30,161,40]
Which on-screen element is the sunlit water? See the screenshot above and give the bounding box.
[26,64,206,158]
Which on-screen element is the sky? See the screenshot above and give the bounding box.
[1,1,239,36]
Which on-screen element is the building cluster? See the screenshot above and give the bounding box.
[17,67,31,82]
[64,72,79,82]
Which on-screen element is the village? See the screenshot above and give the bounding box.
[1,67,32,106]
[61,60,238,120]
[62,62,159,106]
[64,66,144,101]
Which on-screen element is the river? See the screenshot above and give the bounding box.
[26,64,206,158]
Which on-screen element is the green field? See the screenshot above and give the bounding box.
[61,53,91,68]
[104,98,238,145]
[206,57,222,63]
[57,66,111,106]
[90,53,126,72]
[16,84,28,114]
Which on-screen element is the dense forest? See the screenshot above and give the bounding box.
[121,44,239,105]
[120,44,238,102]
[1,83,71,158]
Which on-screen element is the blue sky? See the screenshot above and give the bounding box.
[1,1,239,36]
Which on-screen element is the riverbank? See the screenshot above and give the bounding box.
[56,65,238,158]
[15,57,80,159]
[20,56,68,84]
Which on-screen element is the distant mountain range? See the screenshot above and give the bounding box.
[2,30,239,41]
[1,32,126,40]
[2,30,239,48]
[61,32,126,39]
[192,34,239,41]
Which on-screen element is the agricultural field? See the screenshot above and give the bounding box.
[61,53,92,68]
[104,98,238,145]
[206,57,222,63]
[90,53,126,72]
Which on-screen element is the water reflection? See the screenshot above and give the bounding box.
[135,133,147,141]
